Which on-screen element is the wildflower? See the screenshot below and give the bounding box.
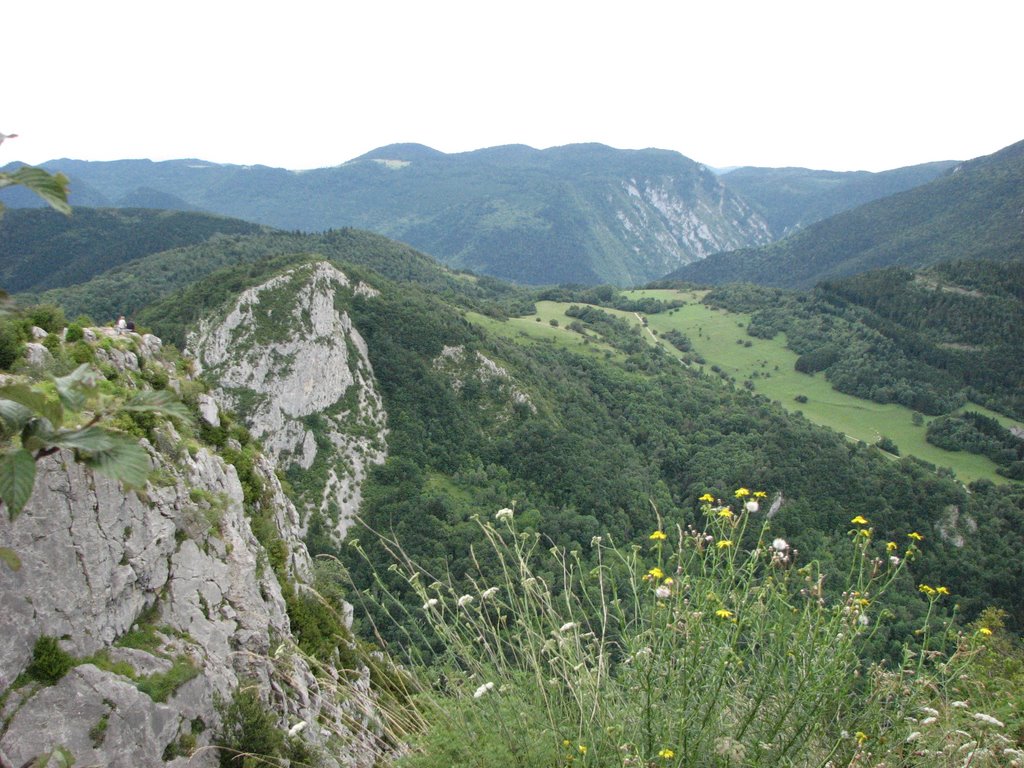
[656,585,671,599]
[578,745,588,755]
[699,493,715,503]
[717,539,733,549]
[858,613,870,627]
[591,535,602,547]
[559,621,577,633]
[288,720,307,736]
[974,713,1005,728]
[718,507,734,518]
[649,530,667,541]
[562,740,571,748]
[886,541,898,552]
[481,586,499,600]
[951,701,969,709]
[457,594,474,607]
[658,748,675,759]
[772,538,789,552]
[715,608,734,619]
[906,732,922,743]
[423,598,439,610]
[920,707,939,717]
[908,531,923,541]
[979,627,993,636]
[473,681,495,699]
[921,716,937,726]
[734,487,750,498]
[754,491,767,498]
[850,515,869,525]
[918,584,936,596]
[855,731,868,745]
[889,555,900,566]
[646,567,665,580]
[495,507,514,522]
[936,586,950,595]
[663,577,674,585]
[745,500,759,513]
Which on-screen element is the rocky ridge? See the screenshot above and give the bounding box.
[0,327,386,768]
[188,262,388,541]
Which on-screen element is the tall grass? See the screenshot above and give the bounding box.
[352,490,1016,767]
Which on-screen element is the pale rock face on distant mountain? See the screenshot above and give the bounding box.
[188,261,387,540]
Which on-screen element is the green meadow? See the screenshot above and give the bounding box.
[469,289,1022,485]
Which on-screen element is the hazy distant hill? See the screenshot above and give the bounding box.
[668,138,1024,288]
[718,161,958,237]
[0,207,267,294]
[2,144,776,286]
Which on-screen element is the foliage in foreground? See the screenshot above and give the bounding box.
[359,492,1020,767]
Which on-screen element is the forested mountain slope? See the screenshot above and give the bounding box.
[669,138,1024,288]
[0,207,267,293]
[718,160,957,237]
[4,144,776,285]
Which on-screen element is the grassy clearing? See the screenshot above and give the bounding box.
[470,289,1021,485]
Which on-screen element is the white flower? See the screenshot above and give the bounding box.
[771,538,788,552]
[559,621,577,633]
[951,701,969,709]
[745,500,760,513]
[473,681,495,699]
[889,555,901,566]
[858,613,870,627]
[974,712,1005,728]
[457,594,474,608]
[921,716,937,726]
[495,507,514,522]
[423,598,439,610]
[906,732,922,743]
[288,721,307,736]
[481,586,499,599]
[655,585,671,599]
[920,707,939,717]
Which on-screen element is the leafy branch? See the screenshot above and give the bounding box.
[0,363,194,518]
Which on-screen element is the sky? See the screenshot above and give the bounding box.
[4,0,1022,173]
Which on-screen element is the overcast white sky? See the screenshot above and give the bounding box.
[4,0,1022,172]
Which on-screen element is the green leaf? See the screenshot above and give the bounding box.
[53,364,98,411]
[0,448,37,519]
[0,384,63,429]
[120,390,194,424]
[0,398,33,437]
[0,167,71,215]
[81,438,151,488]
[51,425,120,452]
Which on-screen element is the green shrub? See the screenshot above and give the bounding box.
[25,636,74,685]
[214,687,286,767]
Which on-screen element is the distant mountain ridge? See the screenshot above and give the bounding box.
[6,144,776,285]
[668,139,1024,288]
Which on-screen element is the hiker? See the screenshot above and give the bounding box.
[116,315,127,335]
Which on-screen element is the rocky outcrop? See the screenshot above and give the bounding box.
[188,262,388,540]
[0,430,381,767]
[433,345,535,417]
[0,330,386,768]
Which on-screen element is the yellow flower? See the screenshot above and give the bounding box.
[855,731,868,745]
[663,577,674,585]
[734,488,750,498]
[979,627,993,636]
[718,508,733,518]
[715,608,734,619]
[850,515,869,525]
[919,584,936,596]
[699,493,715,503]
[578,745,587,755]
[754,491,767,498]
[886,541,898,552]
[856,528,871,538]
[562,740,571,748]
[650,530,667,541]
[936,586,950,595]
[908,531,923,541]
[658,748,675,759]
[647,566,665,580]
[716,539,733,549]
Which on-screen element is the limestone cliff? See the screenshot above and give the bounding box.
[188,262,387,541]
[0,329,385,768]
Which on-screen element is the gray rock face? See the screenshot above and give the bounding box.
[188,261,388,539]
[0,431,382,767]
